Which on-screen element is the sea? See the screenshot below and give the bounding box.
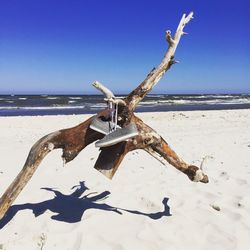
[0,94,250,116]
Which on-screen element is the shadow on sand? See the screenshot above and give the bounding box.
[0,181,171,229]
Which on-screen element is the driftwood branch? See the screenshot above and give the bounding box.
[0,111,107,219]
[94,113,208,183]
[125,12,194,110]
[0,12,209,221]
[92,81,115,99]
[93,80,126,106]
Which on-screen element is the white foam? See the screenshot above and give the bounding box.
[139,101,158,105]
[89,103,107,109]
[46,97,59,100]
[0,106,15,110]
[69,97,82,100]
[158,98,250,106]
[0,105,86,110]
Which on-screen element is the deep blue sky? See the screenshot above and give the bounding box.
[0,0,249,94]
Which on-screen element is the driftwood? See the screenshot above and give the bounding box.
[0,12,208,220]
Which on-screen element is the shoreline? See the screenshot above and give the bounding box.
[1,104,250,117]
[1,93,250,117]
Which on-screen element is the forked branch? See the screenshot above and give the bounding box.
[125,12,194,110]
[0,12,209,222]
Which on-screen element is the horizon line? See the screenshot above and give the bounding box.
[1,92,250,96]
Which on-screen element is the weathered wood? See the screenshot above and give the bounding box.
[94,142,130,179]
[94,114,208,183]
[0,112,107,220]
[146,140,208,183]
[92,81,115,100]
[94,115,139,178]
[0,12,209,221]
[133,115,208,183]
[93,81,126,106]
[125,12,194,111]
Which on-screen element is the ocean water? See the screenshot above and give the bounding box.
[0,94,250,116]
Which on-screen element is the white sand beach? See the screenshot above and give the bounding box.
[0,109,250,250]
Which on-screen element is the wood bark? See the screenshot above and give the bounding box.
[0,12,208,220]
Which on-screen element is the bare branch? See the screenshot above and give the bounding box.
[93,81,126,106]
[0,112,107,220]
[125,12,194,110]
[174,12,193,44]
[92,81,115,100]
[165,30,175,46]
[0,132,58,220]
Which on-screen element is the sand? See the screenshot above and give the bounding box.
[0,109,250,250]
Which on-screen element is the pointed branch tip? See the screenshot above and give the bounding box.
[92,80,115,100]
[186,12,194,20]
[165,30,175,45]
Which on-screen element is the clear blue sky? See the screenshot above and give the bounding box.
[0,0,249,94]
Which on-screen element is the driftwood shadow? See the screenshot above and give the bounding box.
[0,181,171,229]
